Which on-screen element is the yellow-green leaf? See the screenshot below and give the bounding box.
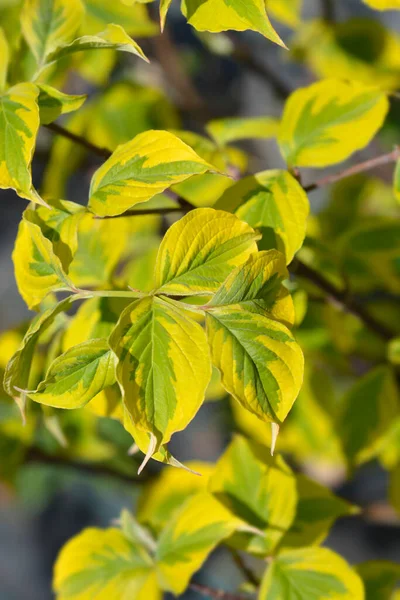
[0,27,9,91]
[4,296,81,399]
[53,527,160,600]
[259,547,364,600]
[337,366,399,466]
[363,0,400,8]
[279,79,389,167]
[84,0,158,37]
[36,84,86,124]
[0,83,41,203]
[28,339,116,409]
[180,0,286,47]
[279,474,358,549]
[215,170,309,264]
[45,24,148,66]
[388,337,400,365]
[206,116,280,146]
[206,251,303,425]
[155,492,244,594]
[209,436,297,555]
[155,207,260,295]
[21,0,84,66]
[160,0,172,30]
[13,209,74,310]
[356,560,400,600]
[88,130,213,216]
[137,460,214,530]
[109,296,212,453]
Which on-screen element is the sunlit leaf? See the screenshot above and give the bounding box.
[363,0,400,9]
[155,492,244,594]
[279,79,389,167]
[155,208,260,295]
[109,296,212,454]
[206,116,279,146]
[0,83,42,203]
[28,339,116,409]
[88,130,214,217]
[0,27,9,90]
[215,170,309,264]
[209,436,297,555]
[53,527,160,600]
[21,0,84,66]
[259,547,364,600]
[180,0,286,47]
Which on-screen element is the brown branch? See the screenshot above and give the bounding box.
[24,447,149,483]
[292,259,393,341]
[45,122,112,159]
[189,583,250,600]
[304,147,400,192]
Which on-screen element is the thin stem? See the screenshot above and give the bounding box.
[293,259,393,341]
[189,583,250,600]
[45,122,112,159]
[230,550,260,587]
[95,207,186,220]
[304,147,400,192]
[76,289,146,299]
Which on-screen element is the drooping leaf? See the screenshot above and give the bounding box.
[160,0,173,30]
[137,461,214,530]
[337,366,399,466]
[155,492,244,594]
[259,547,364,600]
[155,208,260,296]
[0,27,9,90]
[279,474,358,549]
[4,296,82,399]
[109,296,212,452]
[180,0,286,47]
[0,83,41,203]
[356,560,400,600]
[28,339,116,409]
[53,527,160,600]
[88,130,214,216]
[13,208,75,310]
[278,79,389,167]
[206,252,304,425]
[208,436,297,555]
[21,0,84,66]
[36,84,87,124]
[45,24,148,66]
[215,170,309,264]
[206,116,279,146]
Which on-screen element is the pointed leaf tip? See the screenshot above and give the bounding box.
[138,432,157,474]
[271,422,280,456]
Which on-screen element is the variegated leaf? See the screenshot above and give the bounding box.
[155,208,260,295]
[21,0,84,66]
[109,296,212,455]
[88,130,214,216]
[0,83,42,203]
[28,339,116,409]
[36,84,87,125]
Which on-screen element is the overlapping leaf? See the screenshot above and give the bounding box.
[209,436,297,555]
[53,527,159,600]
[155,208,260,295]
[88,130,214,216]
[13,208,75,310]
[259,547,364,600]
[363,0,400,8]
[279,79,389,167]
[21,0,84,66]
[215,170,309,264]
[206,116,280,146]
[36,84,87,124]
[109,296,212,454]
[0,83,41,203]
[28,339,116,409]
[206,251,304,425]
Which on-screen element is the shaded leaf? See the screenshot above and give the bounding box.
[207,116,279,146]
[36,84,86,124]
